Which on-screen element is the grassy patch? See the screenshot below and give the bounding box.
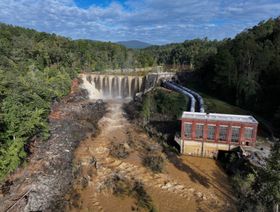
[202,93,274,138]
[202,94,248,115]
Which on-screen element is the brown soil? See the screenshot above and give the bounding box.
[66,101,236,212]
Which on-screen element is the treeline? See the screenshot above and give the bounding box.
[1,16,280,181]
[0,23,152,180]
[139,18,280,211]
[141,39,219,70]
[140,17,280,132]
[199,18,280,131]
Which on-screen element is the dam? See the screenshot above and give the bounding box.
[80,73,144,99]
[80,72,176,100]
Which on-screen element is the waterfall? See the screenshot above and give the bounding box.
[81,75,102,99]
[81,74,144,100]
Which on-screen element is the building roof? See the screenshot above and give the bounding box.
[181,112,258,124]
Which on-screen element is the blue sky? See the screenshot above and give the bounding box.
[0,0,279,44]
[74,0,118,8]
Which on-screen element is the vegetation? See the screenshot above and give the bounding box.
[258,142,280,211]
[143,154,164,173]
[132,181,154,211]
[198,18,280,132]
[106,173,133,197]
[228,142,280,211]
[0,23,152,180]
[105,173,155,211]
[1,15,280,209]
[109,143,129,159]
[0,67,72,180]
[139,17,280,134]
[141,39,219,70]
[202,93,248,115]
[141,88,189,122]
[138,17,280,211]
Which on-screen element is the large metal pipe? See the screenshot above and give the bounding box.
[163,81,196,112]
[169,82,205,113]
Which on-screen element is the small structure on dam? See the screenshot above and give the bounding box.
[175,112,258,158]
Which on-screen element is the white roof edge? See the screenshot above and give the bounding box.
[181,112,258,124]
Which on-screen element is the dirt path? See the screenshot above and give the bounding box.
[67,101,236,212]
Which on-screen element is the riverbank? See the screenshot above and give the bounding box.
[0,89,106,211]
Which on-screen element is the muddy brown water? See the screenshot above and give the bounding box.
[66,101,236,212]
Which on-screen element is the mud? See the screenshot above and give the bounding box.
[0,80,237,211]
[66,101,236,212]
[0,89,106,212]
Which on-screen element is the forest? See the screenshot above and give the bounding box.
[0,23,154,180]
[141,18,280,135]
[0,16,280,199]
[140,38,219,70]
[139,17,280,211]
[199,18,280,133]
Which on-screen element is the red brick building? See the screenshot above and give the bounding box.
[175,112,258,157]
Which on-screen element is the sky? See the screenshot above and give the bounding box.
[0,0,279,44]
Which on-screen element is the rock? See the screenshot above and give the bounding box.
[196,192,203,198]
[188,188,195,193]
[161,182,173,189]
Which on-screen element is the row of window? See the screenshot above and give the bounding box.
[184,123,254,142]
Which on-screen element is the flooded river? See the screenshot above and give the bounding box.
[66,101,236,212]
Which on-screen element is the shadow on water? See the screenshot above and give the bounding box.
[147,120,211,187]
[186,157,236,202]
[211,170,236,202]
[164,150,211,188]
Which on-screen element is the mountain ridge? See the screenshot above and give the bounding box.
[117,40,152,49]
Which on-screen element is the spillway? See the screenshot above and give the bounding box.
[80,74,144,100]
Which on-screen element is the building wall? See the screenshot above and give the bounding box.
[179,118,258,157]
[182,140,239,158]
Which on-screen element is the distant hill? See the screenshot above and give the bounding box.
[117,40,152,49]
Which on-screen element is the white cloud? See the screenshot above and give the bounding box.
[0,0,279,44]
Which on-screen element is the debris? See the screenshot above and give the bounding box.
[0,89,106,211]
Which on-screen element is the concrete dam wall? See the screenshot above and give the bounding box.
[80,73,144,99]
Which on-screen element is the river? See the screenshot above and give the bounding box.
[66,101,236,212]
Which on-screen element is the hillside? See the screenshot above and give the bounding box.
[0,23,153,180]
[1,16,280,191]
[199,18,280,132]
[139,17,280,134]
[117,40,152,49]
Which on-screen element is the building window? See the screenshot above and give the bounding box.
[231,126,240,143]
[219,125,228,141]
[207,125,216,140]
[244,127,254,140]
[195,124,204,139]
[184,123,192,139]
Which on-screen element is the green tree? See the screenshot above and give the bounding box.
[258,142,280,211]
